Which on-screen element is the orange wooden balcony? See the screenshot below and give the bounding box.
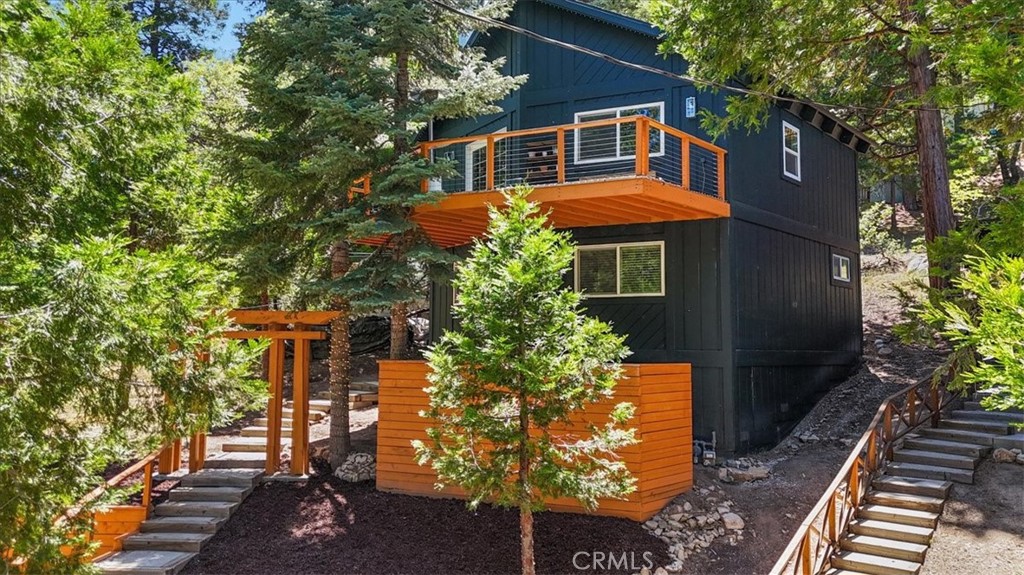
[365,116,730,248]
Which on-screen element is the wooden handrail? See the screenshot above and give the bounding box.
[769,375,959,575]
[61,447,164,522]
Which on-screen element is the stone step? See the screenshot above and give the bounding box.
[222,438,288,453]
[140,516,224,534]
[885,462,974,484]
[254,417,293,428]
[848,519,934,545]
[865,491,945,513]
[202,452,267,469]
[122,532,213,554]
[824,570,877,575]
[282,408,325,421]
[893,449,977,470]
[938,418,1010,435]
[153,501,238,518]
[903,437,989,458]
[993,433,1024,451]
[951,409,1024,424]
[168,486,250,503]
[919,427,1000,446]
[241,426,292,438]
[871,476,951,499]
[858,504,939,528]
[963,400,1023,414]
[831,551,921,575]
[180,468,263,488]
[284,399,333,413]
[840,534,928,563]
[94,550,196,575]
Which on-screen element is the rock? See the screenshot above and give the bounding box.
[730,466,770,482]
[722,512,745,530]
[639,568,651,575]
[1012,448,1022,455]
[798,433,820,443]
[654,567,669,575]
[1017,454,1024,465]
[335,452,377,482]
[717,506,730,514]
[878,346,894,356]
[993,448,1016,463]
[683,501,693,512]
[718,467,731,482]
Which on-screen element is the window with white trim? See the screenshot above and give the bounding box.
[575,241,664,297]
[574,102,665,164]
[782,121,801,181]
[465,128,507,191]
[832,253,851,283]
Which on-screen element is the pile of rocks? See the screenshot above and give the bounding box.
[717,458,772,483]
[992,447,1024,465]
[335,452,376,482]
[641,483,746,572]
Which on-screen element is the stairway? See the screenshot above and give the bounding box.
[827,391,1023,575]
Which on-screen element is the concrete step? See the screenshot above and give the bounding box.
[871,476,952,499]
[203,452,267,469]
[153,501,238,518]
[281,408,324,421]
[840,534,928,563]
[939,418,1010,435]
[254,417,293,428]
[831,551,921,575]
[993,433,1024,451]
[893,449,977,470]
[222,437,288,453]
[824,570,875,575]
[919,427,1000,446]
[241,426,292,438]
[865,491,945,513]
[168,486,250,503]
[180,468,263,488]
[140,516,224,534]
[122,532,213,553]
[885,462,974,484]
[951,409,1024,424]
[964,400,1023,414]
[284,399,332,413]
[858,504,939,528]
[903,437,989,458]
[848,518,934,545]
[94,550,196,575]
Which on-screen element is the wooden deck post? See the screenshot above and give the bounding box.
[291,323,311,475]
[635,117,650,176]
[265,323,285,475]
[681,136,690,189]
[485,135,496,190]
[716,150,727,200]
[142,460,153,510]
[556,128,566,184]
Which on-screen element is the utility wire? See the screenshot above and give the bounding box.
[429,0,990,117]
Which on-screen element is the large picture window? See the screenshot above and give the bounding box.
[782,121,801,181]
[574,102,665,164]
[575,241,664,297]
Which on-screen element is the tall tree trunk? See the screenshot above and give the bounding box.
[389,48,413,359]
[996,142,1022,186]
[907,44,955,288]
[329,239,352,469]
[518,387,535,575]
[148,0,161,59]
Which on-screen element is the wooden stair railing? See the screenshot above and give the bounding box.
[769,375,959,575]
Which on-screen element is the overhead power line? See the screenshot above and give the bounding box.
[428,0,989,117]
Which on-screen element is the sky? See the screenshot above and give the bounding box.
[208,0,260,59]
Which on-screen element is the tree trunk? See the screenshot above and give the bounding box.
[390,301,408,359]
[996,142,1022,186]
[907,44,955,288]
[149,0,161,60]
[328,239,352,469]
[518,386,535,575]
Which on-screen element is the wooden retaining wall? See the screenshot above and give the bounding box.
[87,506,147,559]
[376,360,693,521]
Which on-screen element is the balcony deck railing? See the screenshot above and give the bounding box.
[419,116,726,200]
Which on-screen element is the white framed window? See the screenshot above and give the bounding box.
[832,253,851,282]
[574,241,665,297]
[465,128,507,191]
[782,121,801,181]
[574,102,665,164]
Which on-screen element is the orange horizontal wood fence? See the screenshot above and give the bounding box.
[375,360,693,521]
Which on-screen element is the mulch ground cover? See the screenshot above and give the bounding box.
[182,462,668,575]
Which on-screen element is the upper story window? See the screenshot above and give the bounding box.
[574,102,665,164]
[782,121,801,181]
[575,241,664,297]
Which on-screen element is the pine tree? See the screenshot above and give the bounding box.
[124,0,227,67]
[234,0,522,466]
[415,189,637,575]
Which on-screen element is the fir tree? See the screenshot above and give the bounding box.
[234,0,522,466]
[124,0,227,67]
[415,189,637,575]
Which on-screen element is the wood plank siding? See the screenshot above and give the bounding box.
[375,360,693,521]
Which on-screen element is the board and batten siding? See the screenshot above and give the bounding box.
[375,360,693,521]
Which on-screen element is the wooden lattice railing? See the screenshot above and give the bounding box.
[769,376,959,575]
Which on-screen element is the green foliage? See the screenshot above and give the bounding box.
[911,254,1024,413]
[124,0,227,67]
[415,189,637,517]
[587,0,652,20]
[858,203,905,262]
